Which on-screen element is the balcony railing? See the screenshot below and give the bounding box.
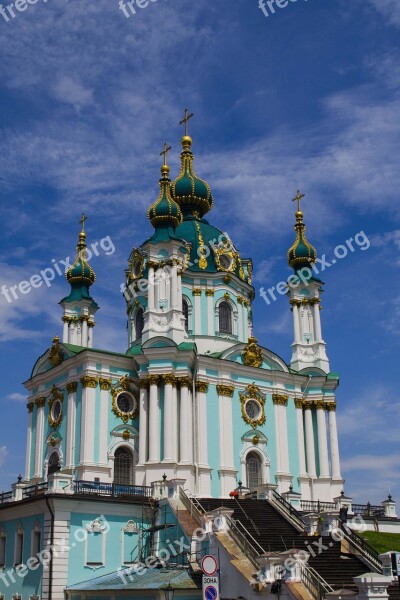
[0,490,13,504]
[74,480,152,498]
[300,500,336,513]
[22,482,48,499]
[352,503,385,518]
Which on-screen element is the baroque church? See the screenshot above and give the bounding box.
[0,113,397,600]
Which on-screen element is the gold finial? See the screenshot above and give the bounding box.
[292,190,305,217]
[160,142,172,166]
[80,212,87,233]
[179,108,194,137]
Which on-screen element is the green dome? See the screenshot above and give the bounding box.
[171,136,213,218]
[288,210,317,271]
[148,164,183,230]
[66,232,96,286]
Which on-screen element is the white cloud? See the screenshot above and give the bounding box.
[4,393,27,403]
[367,0,400,27]
[0,447,8,468]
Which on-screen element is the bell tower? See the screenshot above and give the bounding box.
[287,192,330,373]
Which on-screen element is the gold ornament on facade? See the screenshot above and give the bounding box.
[243,299,250,308]
[214,240,239,274]
[119,375,134,391]
[239,260,245,281]
[177,377,192,389]
[66,381,78,394]
[205,289,215,296]
[252,435,260,446]
[194,221,208,270]
[49,336,63,368]
[294,399,304,409]
[195,381,209,393]
[162,373,176,386]
[48,385,64,429]
[303,401,313,411]
[242,337,263,368]
[127,248,145,283]
[237,296,244,305]
[216,384,235,398]
[99,378,112,391]
[192,288,202,296]
[223,275,232,284]
[148,374,160,385]
[314,400,326,410]
[247,261,253,285]
[111,388,139,424]
[122,430,131,441]
[272,394,289,406]
[138,379,149,389]
[27,402,34,413]
[223,292,230,301]
[326,402,336,412]
[80,376,98,389]
[35,397,46,408]
[239,383,266,429]
[50,437,57,447]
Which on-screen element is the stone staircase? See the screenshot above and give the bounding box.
[198,497,374,592]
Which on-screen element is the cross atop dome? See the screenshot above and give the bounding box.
[179,108,194,137]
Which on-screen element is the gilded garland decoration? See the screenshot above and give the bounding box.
[111,388,139,424]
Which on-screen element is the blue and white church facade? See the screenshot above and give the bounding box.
[0,118,370,600]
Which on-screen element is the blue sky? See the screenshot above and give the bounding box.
[0,0,399,502]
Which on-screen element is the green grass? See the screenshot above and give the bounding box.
[360,531,400,554]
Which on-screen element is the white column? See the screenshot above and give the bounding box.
[273,398,282,473]
[179,379,192,463]
[328,404,341,478]
[217,386,235,469]
[148,376,160,463]
[172,382,178,462]
[25,403,34,480]
[98,379,110,466]
[65,382,77,470]
[87,323,94,348]
[148,267,155,310]
[80,377,97,465]
[171,265,178,309]
[316,402,330,477]
[62,318,69,343]
[138,382,149,464]
[279,401,290,473]
[193,290,202,335]
[82,318,88,347]
[304,404,317,477]
[293,304,301,343]
[34,397,46,478]
[295,400,307,475]
[313,301,322,341]
[163,375,174,462]
[206,291,214,336]
[196,382,209,466]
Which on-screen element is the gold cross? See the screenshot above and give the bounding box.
[292,190,305,212]
[160,142,172,165]
[80,212,87,232]
[179,108,194,136]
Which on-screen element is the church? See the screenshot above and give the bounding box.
[0,112,397,600]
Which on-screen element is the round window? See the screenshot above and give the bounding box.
[219,253,233,271]
[116,393,136,415]
[245,399,262,421]
[51,400,62,421]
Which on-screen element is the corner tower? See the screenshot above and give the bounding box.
[287,191,330,373]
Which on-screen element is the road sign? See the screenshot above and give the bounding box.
[201,555,218,576]
[203,575,220,600]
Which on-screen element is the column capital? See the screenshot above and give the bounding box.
[177,377,192,389]
[138,379,149,389]
[66,381,78,393]
[192,288,202,296]
[216,384,235,398]
[99,378,112,391]
[326,402,337,412]
[205,289,215,296]
[35,397,46,408]
[80,376,98,389]
[294,399,304,409]
[162,373,176,386]
[303,401,313,410]
[314,400,326,410]
[195,381,209,393]
[148,374,160,386]
[272,393,288,406]
[27,401,34,413]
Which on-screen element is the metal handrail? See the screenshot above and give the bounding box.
[339,522,382,573]
[299,562,334,600]
[352,504,385,518]
[271,491,306,531]
[232,518,266,555]
[179,488,204,526]
[74,480,152,498]
[22,482,48,498]
[0,490,13,504]
[233,497,260,536]
[300,500,336,513]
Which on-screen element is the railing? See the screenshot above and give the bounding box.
[179,488,263,569]
[300,500,336,513]
[0,490,13,504]
[299,562,334,600]
[74,480,152,498]
[22,482,48,499]
[352,503,385,518]
[272,491,306,531]
[339,522,383,574]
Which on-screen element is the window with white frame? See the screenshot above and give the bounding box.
[219,301,233,334]
[122,521,139,565]
[31,522,41,561]
[14,525,23,566]
[84,519,107,569]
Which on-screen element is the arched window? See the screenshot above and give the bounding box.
[114,447,133,486]
[219,302,232,334]
[182,298,189,331]
[246,452,262,490]
[135,309,144,340]
[48,451,60,475]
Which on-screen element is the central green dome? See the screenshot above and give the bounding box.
[171,136,213,218]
